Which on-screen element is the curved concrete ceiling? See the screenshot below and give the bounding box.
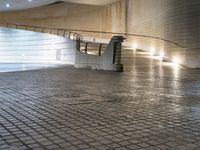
[62,0,118,5]
[0,0,118,12]
[0,0,58,11]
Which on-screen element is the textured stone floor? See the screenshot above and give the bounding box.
[0,50,200,150]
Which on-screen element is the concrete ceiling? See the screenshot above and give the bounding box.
[0,0,118,12]
[62,0,118,5]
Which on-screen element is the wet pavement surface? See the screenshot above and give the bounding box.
[0,50,200,150]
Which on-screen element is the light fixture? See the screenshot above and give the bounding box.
[6,4,10,8]
[172,57,181,67]
[173,57,180,64]
[159,51,165,60]
[132,43,138,50]
[150,47,156,56]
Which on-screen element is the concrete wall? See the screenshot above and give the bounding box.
[1,0,200,68]
[0,1,126,35]
[126,0,200,68]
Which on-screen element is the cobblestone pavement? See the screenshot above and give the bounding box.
[0,51,200,150]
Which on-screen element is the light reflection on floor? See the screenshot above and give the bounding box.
[0,63,64,73]
[0,47,200,150]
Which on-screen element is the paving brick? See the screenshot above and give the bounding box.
[0,51,199,150]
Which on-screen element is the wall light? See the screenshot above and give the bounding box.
[159,51,165,60]
[132,43,138,51]
[150,47,156,56]
[172,57,181,67]
[173,57,180,64]
[6,4,10,8]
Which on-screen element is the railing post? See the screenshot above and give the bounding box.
[68,32,71,39]
[113,43,117,64]
[85,42,88,54]
[63,30,66,37]
[99,44,102,56]
[109,36,125,72]
[75,33,78,40]
[76,39,81,51]
[73,33,76,40]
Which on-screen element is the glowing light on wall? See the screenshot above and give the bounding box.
[132,43,138,50]
[150,47,156,56]
[173,57,180,64]
[159,51,165,60]
[172,57,181,67]
[6,4,10,8]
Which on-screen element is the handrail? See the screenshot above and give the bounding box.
[1,23,108,56]
[1,23,82,41]
[65,30,184,49]
[1,23,185,49]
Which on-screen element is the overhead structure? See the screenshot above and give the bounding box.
[62,0,118,5]
[0,0,118,11]
[1,0,200,68]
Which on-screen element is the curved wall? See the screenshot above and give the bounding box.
[0,1,126,34]
[0,0,200,68]
[0,27,76,64]
[127,0,200,68]
[164,0,200,67]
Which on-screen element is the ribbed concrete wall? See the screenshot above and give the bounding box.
[164,0,200,68]
[126,0,166,61]
[1,0,200,68]
[0,1,126,35]
[126,0,200,68]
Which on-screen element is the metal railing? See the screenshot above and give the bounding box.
[0,23,185,56]
[77,41,108,56]
[3,23,82,41]
[1,23,185,48]
[1,23,109,56]
[67,30,184,48]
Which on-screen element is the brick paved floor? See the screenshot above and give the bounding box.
[0,51,200,150]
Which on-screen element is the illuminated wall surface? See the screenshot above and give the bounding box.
[0,27,75,64]
[126,0,200,68]
[1,0,200,68]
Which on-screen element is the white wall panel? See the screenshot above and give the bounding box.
[0,27,76,64]
[126,0,200,68]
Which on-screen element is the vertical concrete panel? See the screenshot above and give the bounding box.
[163,0,200,67]
[126,0,200,68]
[0,1,126,37]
